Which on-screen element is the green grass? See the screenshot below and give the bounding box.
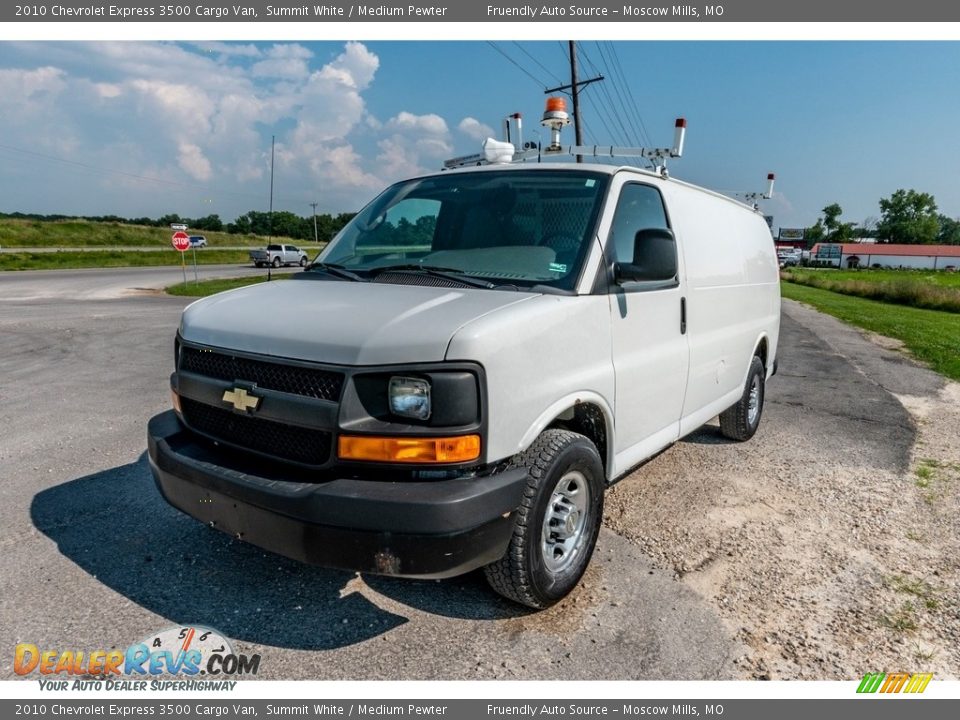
[0,216,326,269]
[166,274,292,297]
[788,267,960,287]
[782,267,960,313]
[781,282,960,381]
[879,601,919,632]
[0,249,254,271]
[0,217,327,250]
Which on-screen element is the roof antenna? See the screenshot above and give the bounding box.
[734,173,776,210]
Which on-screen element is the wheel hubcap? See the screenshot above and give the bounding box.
[747,375,761,426]
[541,470,590,573]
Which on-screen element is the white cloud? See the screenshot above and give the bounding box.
[458,117,495,141]
[0,66,66,108]
[266,44,313,60]
[193,42,261,58]
[94,83,122,99]
[0,41,468,219]
[251,58,309,79]
[177,142,213,181]
[416,137,453,158]
[388,111,448,136]
[252,43,313,78]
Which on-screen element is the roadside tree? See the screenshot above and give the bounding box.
[876,189,940,244]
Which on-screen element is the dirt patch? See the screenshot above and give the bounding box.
[864,331,907,353]
[604,306,959,680]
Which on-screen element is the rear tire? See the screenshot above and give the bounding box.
[719,355,766,441]
[484,429,604,609]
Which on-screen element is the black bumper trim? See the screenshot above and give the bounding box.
[147,411,526,578]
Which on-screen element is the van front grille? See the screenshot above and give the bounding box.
[180,346,343,401]
[180,397,332,466]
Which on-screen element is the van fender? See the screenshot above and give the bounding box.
[740,333,771,386]
[515,391,616,481]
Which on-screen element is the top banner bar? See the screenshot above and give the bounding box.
[5,0,960,23]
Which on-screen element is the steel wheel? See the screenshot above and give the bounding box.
[747,374,761,427]
[541,470,590,574]
[720,355,765,441]
[484,429,604,609]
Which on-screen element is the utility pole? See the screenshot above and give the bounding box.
[544,42,604,164]
[309,201,319,245]
[569,41,583,163]
[268,135,275,240]
[267,134,275,281]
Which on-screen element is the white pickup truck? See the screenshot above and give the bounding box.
[149,155,780,609]
[249,244,309,268]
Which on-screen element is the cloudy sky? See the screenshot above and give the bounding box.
[2,41,960,231]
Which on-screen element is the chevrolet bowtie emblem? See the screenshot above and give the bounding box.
[222,387,261,413]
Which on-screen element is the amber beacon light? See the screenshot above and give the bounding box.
[338,434,481,463]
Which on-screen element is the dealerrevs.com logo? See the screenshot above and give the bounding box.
[16,626,261,691]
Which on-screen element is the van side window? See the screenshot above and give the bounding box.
[609,184,670,263]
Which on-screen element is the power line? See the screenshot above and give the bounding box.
[485,41,547,89]
[576,46,627,147]
[511,42,563,85]
[606,42,653,147]
[578,46,633,147]
[595,42,643,147]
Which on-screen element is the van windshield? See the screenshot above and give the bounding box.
[316,169,609,291]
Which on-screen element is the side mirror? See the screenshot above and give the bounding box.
[615,228,678,283]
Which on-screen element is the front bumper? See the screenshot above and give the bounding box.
[147,410,527,578]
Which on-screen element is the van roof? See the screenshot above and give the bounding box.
[430,162,763,214]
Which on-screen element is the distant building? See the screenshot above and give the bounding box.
[810,243,960,269]
[776,227,805,249]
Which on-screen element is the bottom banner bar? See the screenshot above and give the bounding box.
[2,699,956,720]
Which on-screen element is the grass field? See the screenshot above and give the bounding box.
[0,217,326,256]
[782,267,960,313]
[781,282,960,382]
[166,274,292,297]
[0,249,254,271]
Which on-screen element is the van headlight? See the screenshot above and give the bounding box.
[388,376,431,420]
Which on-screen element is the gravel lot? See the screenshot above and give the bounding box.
[607,300,960,679]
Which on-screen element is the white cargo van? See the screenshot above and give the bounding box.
[148,117,779,609]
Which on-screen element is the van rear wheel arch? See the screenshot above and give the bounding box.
[719,355,765,441]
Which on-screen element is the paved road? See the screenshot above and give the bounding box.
[1,246,324,254]
[0,264,301,302]
[0,267,921,681]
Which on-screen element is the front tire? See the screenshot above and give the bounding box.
[272,257,281,268]
[299,256,308,267]
[484,429,604,609]
[719,355,766,441]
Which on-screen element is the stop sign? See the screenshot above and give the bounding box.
[171,231,190,252]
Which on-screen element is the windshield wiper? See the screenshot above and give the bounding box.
[303,262,366,282]
[372,264,496,289]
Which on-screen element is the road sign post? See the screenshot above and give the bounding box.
[171,231,190,286]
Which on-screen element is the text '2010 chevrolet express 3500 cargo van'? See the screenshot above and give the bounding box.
[148,105,780,608]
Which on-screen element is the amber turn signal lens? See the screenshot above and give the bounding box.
[338,434,481,464]
[171,389,182,414]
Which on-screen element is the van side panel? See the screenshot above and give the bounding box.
[661,184,780,428]
[445,294,615,466]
